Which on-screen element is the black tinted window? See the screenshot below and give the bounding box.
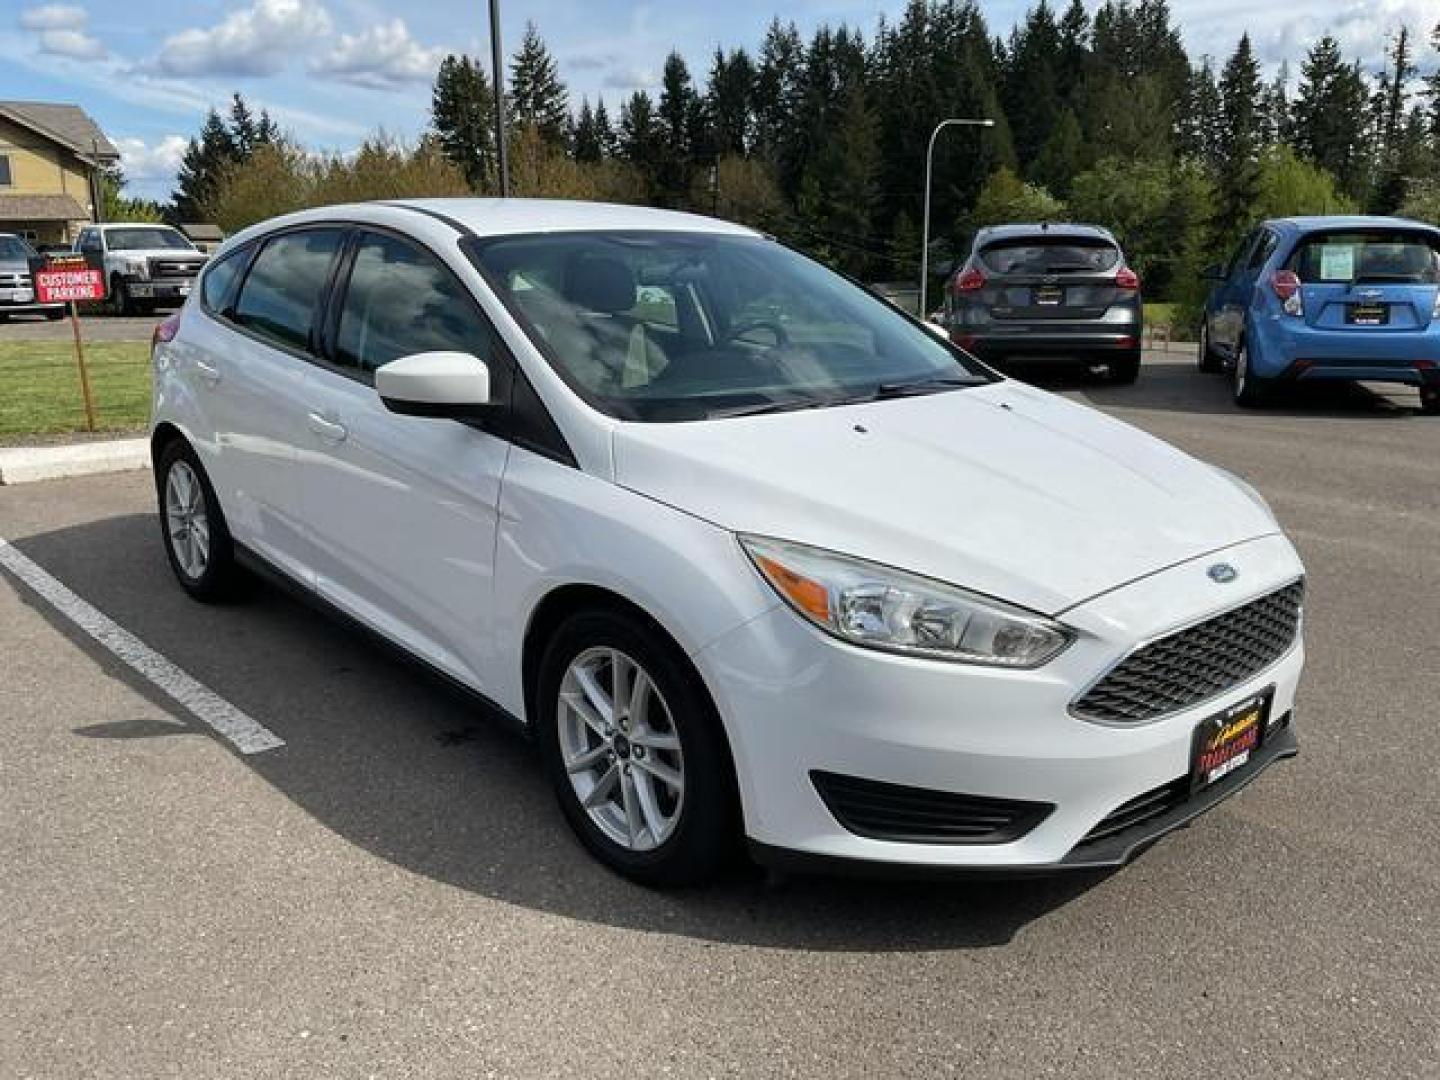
[201,246,248,314]
[233,230,343,352]
[0,236,32,260]
[337,232,497,375]
[1287,231,1440,284]
[0,156,11,186]
[978,238,1119,274]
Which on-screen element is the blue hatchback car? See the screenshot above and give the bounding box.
[1199,216,1440,413]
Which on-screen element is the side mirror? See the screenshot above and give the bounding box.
[376,351,491,420]
[1201,264,1225,282]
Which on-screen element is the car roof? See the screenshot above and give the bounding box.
[1265,215,1440,236]
[975,222,1117,244]
[241,198,759,242]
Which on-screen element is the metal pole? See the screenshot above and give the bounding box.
[489,0,510,197]
[919,117,994,318]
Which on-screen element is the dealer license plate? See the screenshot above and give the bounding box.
[1345,302,1388,326]
[1032,285,1064,306]
[1190,689,1271,791]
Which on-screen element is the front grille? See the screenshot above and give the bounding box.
[1072,580,1304,725]
[811,771,1053,844]
[0,272,30,288]
[149,258,205,279]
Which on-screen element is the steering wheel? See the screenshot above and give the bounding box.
[724,320,791,348]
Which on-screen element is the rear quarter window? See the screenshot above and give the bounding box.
[200,246,250,316]
[1287,231,1440,285]
[978,238,1120,275]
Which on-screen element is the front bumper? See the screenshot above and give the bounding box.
[0,287,62,311]
[697,532,1305,871]
[120,274,197,301]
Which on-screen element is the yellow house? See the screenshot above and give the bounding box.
[0,100,120,246]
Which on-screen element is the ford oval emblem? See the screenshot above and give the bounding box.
[1207,563,1239,584]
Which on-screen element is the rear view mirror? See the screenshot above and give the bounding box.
[376,351,491,420]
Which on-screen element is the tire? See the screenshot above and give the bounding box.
[1108,350,1141,385]
[1420,386,1440,416]
[1197,322,1224,373]
[536,608,738,886]
[1232,338,1272,408]
[109,277,133,317]
[156,439,243,601]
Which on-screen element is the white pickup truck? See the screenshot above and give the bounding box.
[75,223,209,316]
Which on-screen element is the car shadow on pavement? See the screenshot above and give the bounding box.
[1003,354,1424,419]
[7,513,1112,953]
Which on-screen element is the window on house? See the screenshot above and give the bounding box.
[0,155,13,186]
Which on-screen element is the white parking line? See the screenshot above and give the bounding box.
[0,537,284,755]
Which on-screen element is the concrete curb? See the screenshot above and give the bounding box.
[0,438,150,485]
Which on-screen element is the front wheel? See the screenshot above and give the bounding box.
[536,608,738,886]
[43,307,64,321]
[156,439,243,601]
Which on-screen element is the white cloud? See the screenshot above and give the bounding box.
[114,135,189,184]
[602,67,659,91]
[154,0,334,78]
[18,3,106,60]
[311,18,445,88]
[17,4,86,31]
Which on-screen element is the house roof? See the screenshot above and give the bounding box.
[178,222,225,241]
[0,193,90,222]
[0,101,120,161]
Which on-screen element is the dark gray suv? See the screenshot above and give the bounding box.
[944,223,1143,383]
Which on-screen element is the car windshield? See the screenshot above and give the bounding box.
[1288,231,1440,285]
[106,227,195,252]
[472,231,992,422]
[0,236,34,260]
[978,237,1120,275]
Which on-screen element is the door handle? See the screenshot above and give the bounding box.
[193,359,221,385]
[307,411,348,442]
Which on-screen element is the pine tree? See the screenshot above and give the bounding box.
[1176,59,1223,170]
[1056,0,1090,105]
[431,54,496,192]
[705,47,755,160]
[618,91,661,198]
[229,93,259,158]
[1217,34,1263,240]
[656,52,700,205]
[509,22,570,147]
[171,108,238,221]
[1004,0,1063,174]
[572,98,604,163]
[1032,107,1085,196]
[1292,35,1371,200]
[1372,29,1420,213]
[593,98,617,159]
[1259,62,1290,147]
[752,19,806,176]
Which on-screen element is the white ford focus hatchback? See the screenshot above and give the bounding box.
[150,199,1305,884]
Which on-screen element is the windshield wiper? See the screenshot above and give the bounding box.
[872,375,980,398]
[706,396,856,419]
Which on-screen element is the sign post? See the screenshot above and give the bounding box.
[34,255,107,433]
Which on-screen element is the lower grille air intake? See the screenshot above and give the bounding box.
[811,771,1053,844]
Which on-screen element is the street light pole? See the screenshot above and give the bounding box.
[920,117,994,318]
[488,0,510,197]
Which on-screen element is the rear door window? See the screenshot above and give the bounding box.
[978,238,1119,275]
[1288,231,1440,285]
[232,229,344,352]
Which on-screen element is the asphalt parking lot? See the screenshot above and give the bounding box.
[1,353,1437,1078]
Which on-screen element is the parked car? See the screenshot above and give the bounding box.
[150,199,1305,884]
[75,223,209,316]
[1200,216,1440,413]
[945,222,1144,383]
[0,233,64,321]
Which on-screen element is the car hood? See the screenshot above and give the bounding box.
[109,249,206,262]
[610,380,1279,615]
[0,258,31,273]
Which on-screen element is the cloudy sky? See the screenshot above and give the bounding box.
[2,0,1437,200]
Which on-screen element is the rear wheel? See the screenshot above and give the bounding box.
[156,439,243,601]
[1197,322,1224,373]
[536,608,737,886]
[1108,350,1141,385]
[1420,386,1440,416]
[1232,339,1272,408]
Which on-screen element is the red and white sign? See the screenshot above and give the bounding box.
[36,265,106,304]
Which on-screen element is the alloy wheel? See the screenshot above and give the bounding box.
[557,646,685,852]
[165,460,210,580]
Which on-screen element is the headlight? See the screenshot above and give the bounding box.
[739,535,1073,668]
[1211,465,1276,523]
[120,256,149,279]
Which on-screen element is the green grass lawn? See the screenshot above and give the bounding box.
[1144,301,1178,329]
[0,340,151,439]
